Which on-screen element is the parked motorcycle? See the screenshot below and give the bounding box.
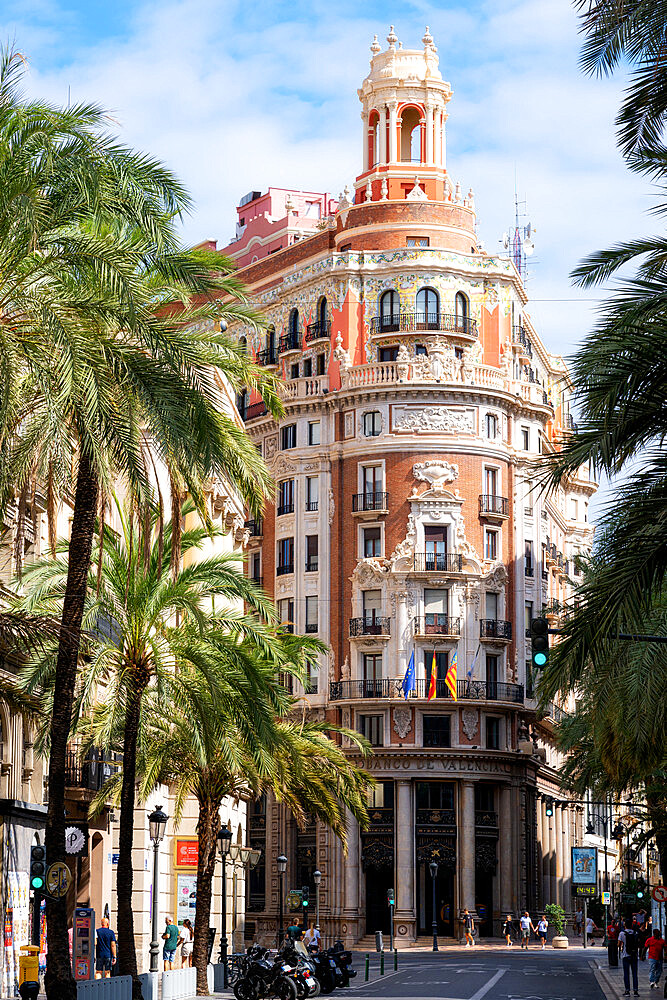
[308,950,340,995]
[327,943,355,988]
[233,946,298,1000]
[279,942,319,998]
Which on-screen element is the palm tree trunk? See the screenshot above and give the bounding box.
[45,449,98,1000]
[193,798,219,996]
[117,674,147,999]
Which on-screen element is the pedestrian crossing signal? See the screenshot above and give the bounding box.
[530,618,549,668]
[30,845,46,891]
[545,798,554,817]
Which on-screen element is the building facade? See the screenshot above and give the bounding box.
[217,28,601,944]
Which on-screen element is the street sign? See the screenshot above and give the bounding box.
[65,826,87,856]
[286,889,302,912]
[575,885,596,897]
[46,862,72,898]
[602,891,611,906]
[652,886,667,903]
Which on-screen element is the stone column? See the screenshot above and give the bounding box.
[362,111,369,172]
[536,796,544,909]
[343,811,359,920]
[388,102,398,163]
[555,808,564,906]
[395,779,415,936]
[541,803,551,905]
[548,808,557,904]
[460,781,476,914]
[425,105,434,165]
[499,784,512,915]
[378,106,387,165]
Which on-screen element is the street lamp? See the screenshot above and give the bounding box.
[313,870,322,943]
[277,854,287,948]
[148,805,168,973]
[429,859,438,952]
[218,826,232,986]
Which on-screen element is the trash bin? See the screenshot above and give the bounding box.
[18,945,40,1000]
[375,931,383,952]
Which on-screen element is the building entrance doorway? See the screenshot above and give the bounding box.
[365,868,393,935]
[417,863,454,936]
[475,868,494,937]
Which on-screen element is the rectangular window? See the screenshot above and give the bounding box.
[277,479,294,515]
[305,535,318,571]
[379,346,398,362]
[280,424,296,450]
[424,525,447,570]
[424,651,450,693]
[359,715,384,746]
[423,715,451,747]
[485,413,497,438]
[290,362,300,380]
[525,601,533,638]
[306,657,318,694]
[306,476,319,511]
[486,654,498,699]
[277,537,294,574]
[308,421,321,446]
[362,465,383,496]
[424,588,447,630]
[363,654,382,695]
[484,467,498,495]
[475,785,495,811]
[278,598,294,629]
[407,236,429,247]
[571,498,578,520]
[251,552,261,583]
[316,353,326,375]
[303,357,312,377]
[362,589,382,624]
[305,596,318,633]
[486,717,500,750]
[484,529,498,561]
[363,526,381,558]
[521,427,530,450]
[485,591,498,620]
[525,540,534,576]
[363,411,382,437]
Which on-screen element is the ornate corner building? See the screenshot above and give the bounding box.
[217,27,596,945]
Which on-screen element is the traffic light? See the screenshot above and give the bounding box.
[302,885,309,908]
[530,617,549,669]
[545,798,554,817]
[30,845,46,891]
[636,889,645,900]
[387,888,395,905]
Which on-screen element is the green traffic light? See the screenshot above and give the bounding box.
[303,901,308,906]
[534,652,547,666]
[637,891,644,899]
[31,877,44,889]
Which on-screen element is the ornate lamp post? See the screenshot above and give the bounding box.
[218,826,232,985]
[277,854,287,948]
[148,805,168,973]
[313,869,322,943]
[429,859,438,952]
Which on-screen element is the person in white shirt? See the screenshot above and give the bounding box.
[303,922,321,952]
[520,912,536,949]
[586,915,599,943]
[537,916,549,949]
[178,919,193,968]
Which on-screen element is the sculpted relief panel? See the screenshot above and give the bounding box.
[392,405,475,435]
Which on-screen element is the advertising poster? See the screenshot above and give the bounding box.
[174,839,198,870]
[176,873,197,926]
[572,846,598,885]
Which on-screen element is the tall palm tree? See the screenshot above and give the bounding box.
[18,502,279,996]
[138,662,372,995]
[0,48,279,998]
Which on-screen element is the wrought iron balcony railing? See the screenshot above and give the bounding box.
[480,619,512,640]
[244,519,263,537]
[478,495,509,517]
[413,552,463,573]
[349,616,391,637]
[328,678,524,702]
[413,615,461,637]
[305,318,331,343]
[370,312,478,338]
[256,348,277,366]
[279,332,301,354]
[352,491,389,512]
[276,563,294,576]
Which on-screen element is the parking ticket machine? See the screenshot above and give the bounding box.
[72,907,95,981]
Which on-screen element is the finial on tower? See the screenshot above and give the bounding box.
[422,26,434,47]
[370,34,381,55]
[387,25,398,49]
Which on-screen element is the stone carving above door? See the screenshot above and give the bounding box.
[413,460,459,492]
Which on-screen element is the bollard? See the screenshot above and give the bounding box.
[380,950,384,976]
[365,954,370,982]
[394,948,398,971]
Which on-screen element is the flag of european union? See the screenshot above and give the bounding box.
[402,650,416,699]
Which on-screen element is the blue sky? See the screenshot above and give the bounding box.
[1,2,650,391]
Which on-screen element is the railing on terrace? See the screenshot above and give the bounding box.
[480,619,512,640]
[279,332,301,354]
[305,319,331,342]
[479,495,509,517]
[279,375,329,400]
[413,552,463,573]
[370,312,478,338]
[352,491,388,512]
[413,615,461,636]
[256,348,277,366]
[512,326,533,356]
[244,519,263,537]
[328,678,524,702]
[349,616,391,637]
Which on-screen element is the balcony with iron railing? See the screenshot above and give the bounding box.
[255,348,278,367]
[413,615,461,638]
[276,563,294,576]
[277,503,294,516]
[480,619,512,641]
[478,495,509,519]
[279,331,301,354]
[349,616,391,638]
[351,491,389,514]
[370,312,478,339]
[305,559,319,573]
[305,501,319,512]
[413,552,463,573]
[512,326,533,357]
[65,747,117,793]
[244,519,263,537]
[305,318,331,343]
[329,678,524,703]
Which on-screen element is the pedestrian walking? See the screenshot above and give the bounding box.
[586,914,599,944]
[303,922,320,952]
[607,918,620,968]
[462,908,475,947]
[620,918,641,997]
[95,917,117,979]
[178,918,194,968]
[162,916,179,971]
[574,908,583,936]
[288,918,302,941]
[519,912,536,949]
[503,914,513,947]
[646,927,665,989]
[537,915,549,950]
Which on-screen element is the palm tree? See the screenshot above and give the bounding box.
[18,502,280,996]
[138,661,372,995]
[0,49,279,998]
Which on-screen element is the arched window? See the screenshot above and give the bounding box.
[416,287,439,330]
[379,290,400,333]
[455,292,469,334]
[265,325,276,363]
[318,296,328,331]
[239,336,247,355]
[400,107,422,163]
[369,110,380,167]
[289,309,300,341]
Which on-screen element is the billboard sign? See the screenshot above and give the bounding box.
[572,846,597,885]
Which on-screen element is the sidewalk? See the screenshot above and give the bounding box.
[591,955,661,1000]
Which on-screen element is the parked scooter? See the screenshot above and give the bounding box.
[279,941,320,998]
[233,945,298,1000]
[327,942,355,987]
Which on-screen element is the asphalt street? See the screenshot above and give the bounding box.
[348,950,608,1000]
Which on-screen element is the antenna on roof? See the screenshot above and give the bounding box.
[500,177,536,283]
